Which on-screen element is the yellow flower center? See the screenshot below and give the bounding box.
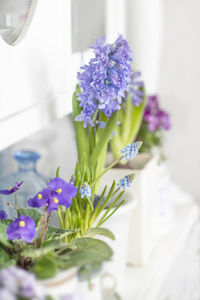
[56,188,62,194]
[37,193,42,199]
[9,186,13,190]
[53,197,59,204]
[19,221,26,227]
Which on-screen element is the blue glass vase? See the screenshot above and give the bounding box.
[0,150,48,218]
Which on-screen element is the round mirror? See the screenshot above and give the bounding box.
[0,0,38,46]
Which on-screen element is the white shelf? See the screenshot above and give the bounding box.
[121,201,199,300]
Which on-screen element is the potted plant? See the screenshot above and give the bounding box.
[0,179,114,299]
[72,35,142,291]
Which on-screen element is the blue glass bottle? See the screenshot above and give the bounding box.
[0,150,48,218]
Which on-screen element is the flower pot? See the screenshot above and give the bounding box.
[155,159,175,237]
[41,268,80,298]
[96,188,137,293]
[42,268,103,300]
[102,153,158,266]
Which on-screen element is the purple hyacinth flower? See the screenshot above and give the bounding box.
[28,188,49,208]
[75,35,133,127]
[0,210,7,219]
[128,71,144,106]
[121,141,142,161]
[0,181,23,195]
[7,215,36,243]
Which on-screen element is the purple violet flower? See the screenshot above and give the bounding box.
[28,188,49,208]
[0,267,45,299]
[0,288,15,300]
[7,215,36,243]
[75,35,133,127]
[0,210,7,219]
[128,71,144,106]
[28,177,78,212]
[0,181,23,195]
[121,141,142,161]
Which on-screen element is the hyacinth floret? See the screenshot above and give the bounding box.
[118,174,135,190]
[75,35,133,127]
[128,71,144,106]
[80,183,91,199]
[121,141,142,161]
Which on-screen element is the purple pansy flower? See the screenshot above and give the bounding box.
[7,215,36,243]
[0,181,23,195]
[128,71,144,106]
[75,35,133,128]
[144,95,171,132]
[0,210,7,219]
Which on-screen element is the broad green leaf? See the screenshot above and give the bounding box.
[91,111,119,169]
[72,85,90,173]
[0,219,13,248]
[18,208,42,226]
[45,225,77,242]
[33,256,57,279]
[86,228,115,240]
[56,238,113,269]
[21,243,57,259]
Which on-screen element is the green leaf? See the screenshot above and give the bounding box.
[86,228,115,240]
[0,219,13,248]
[21,242,58,259]
[56,237,113,270]
[91,111,119,169]
[56,166,60,177]
[0,248,17,269]
[18,208,42,226]
[45,225,77,242]
[32,256,57,279]
[72,85,90,173]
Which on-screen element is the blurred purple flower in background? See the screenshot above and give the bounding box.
[7,215,36,243]
[128,71,144,106]
[75,35,133,127]
[144,95,171,132]
[0,267,45,300]
[0,210,7,219]
[0,181,23,195]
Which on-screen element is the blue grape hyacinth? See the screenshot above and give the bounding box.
[121,141,142,161]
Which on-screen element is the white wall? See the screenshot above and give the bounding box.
[158,0,200,199]
[126,0,200,199]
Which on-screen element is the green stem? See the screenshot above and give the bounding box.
[57,209,64,229]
